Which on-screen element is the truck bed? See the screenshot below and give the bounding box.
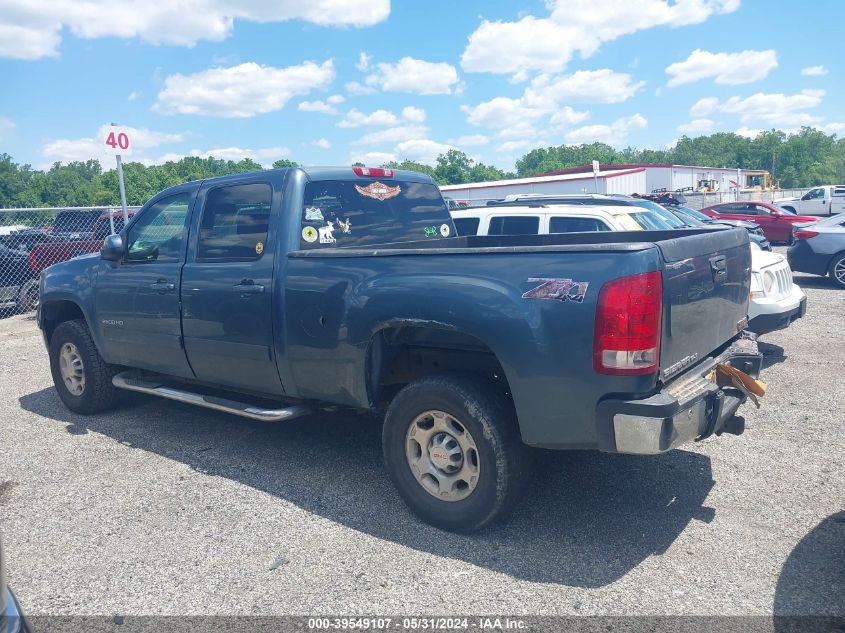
[286,226,751,447]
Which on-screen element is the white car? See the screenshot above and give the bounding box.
[451,204,806,336]
[747,243,806,334]
[775,185,845,216]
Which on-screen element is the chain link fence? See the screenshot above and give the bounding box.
[0,206,140,315]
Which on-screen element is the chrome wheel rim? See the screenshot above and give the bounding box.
[59,342,85,396]
[835,259,845,284]
[405,410,480,502]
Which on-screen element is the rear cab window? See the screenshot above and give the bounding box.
[300,178,452,248]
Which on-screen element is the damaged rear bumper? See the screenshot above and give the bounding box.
[595,337,762,455]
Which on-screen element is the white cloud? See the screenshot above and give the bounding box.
[550,107,591,127]
[127,91,141,102]
[450,134,490,147]
[690,96,720,117]
[735,127,762,139]
[819,122,845,135]
[0,0,390,60]
[345,81,375,95]
[154,60,334,118]
[350,150,397,165]
[338,108,400,128]
[189,146,290,163]
[677,118,715,133]
[313,138,332,149]
[401,106,426,123]
[356,52,372,71]
[463,97,544,130]
[298,100,338,115]
[41,124,185,167]
[691,89,826,126]
[461,0,740,77]
[0,116,14,142]
[393,139,454,163]
[666,49,778,86]
[365,57,459,95]
[525,69,644,105]
[565,113,647,145]
[326,94,345,105]
[351,125,428,145]
[801,65,828,76]
[495,139,536,152]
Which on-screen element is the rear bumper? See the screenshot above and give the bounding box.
[595,337,762,455]
[748,293,806,335]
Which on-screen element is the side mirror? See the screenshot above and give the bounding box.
[100,234,124,261]
[771,210,781,218]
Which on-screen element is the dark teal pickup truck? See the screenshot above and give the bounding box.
[38,166,763,531]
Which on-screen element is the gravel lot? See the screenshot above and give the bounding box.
[1,254,843,617]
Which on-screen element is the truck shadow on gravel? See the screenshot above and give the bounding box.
[21,387,719,588]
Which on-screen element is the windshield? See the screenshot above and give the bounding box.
[671,208,706,226]
[301,179,453,248]
[625,211,675,231]
[629,199,688,227]
[674,205,710,222]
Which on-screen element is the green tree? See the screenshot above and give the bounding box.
[272,159,299,169]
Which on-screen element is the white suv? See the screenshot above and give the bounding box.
[451,204,806,336]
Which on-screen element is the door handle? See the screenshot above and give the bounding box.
[150,280,175,292]
[233,279,265,294]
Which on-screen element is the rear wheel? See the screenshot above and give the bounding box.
[829,253,845,289]
[17,281,39,312]
[382,373,532,532]
[49,319,121,414]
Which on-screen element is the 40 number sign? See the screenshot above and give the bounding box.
[103,127,132,155]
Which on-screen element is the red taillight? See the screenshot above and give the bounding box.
[352,166,394,178]
[29,250,40,273]
[593,271,662,375]
[793,229,818,240]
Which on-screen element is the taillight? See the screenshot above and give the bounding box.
[29,250,40,273]
[352,166,394,178]
[793,229,818,240]
[593,271,663,375]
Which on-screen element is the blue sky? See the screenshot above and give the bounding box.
[0,0,841,171]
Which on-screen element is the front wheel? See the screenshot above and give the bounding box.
[829,253,845,289]
[382,373,532,532]
[49,319,121,414]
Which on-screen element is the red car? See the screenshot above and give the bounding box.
[700,201,816,243]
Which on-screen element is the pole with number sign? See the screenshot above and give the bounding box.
[592,160,600,193]
[103,125,132,228]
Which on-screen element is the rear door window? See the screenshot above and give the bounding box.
[549,217,610,233]
[197,183,271,261]
[452,217,480,236]
[487,216,540,235]
[300,179,452,247]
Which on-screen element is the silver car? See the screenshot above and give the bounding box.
[787,213,845,288]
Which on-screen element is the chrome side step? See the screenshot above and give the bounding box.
[112,372,311,422]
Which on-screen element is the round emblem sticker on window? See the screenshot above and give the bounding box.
[255,241,264,255]
[302,226,318,243]
[440,223,451,237]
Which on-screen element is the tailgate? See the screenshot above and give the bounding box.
[657,228,751,381]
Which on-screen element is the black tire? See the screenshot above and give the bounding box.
[49,319,121,414]
[382,373,532,532]
[16,281,39,312]
[828,253,845,289]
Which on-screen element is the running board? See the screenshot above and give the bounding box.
[112,372,311,422]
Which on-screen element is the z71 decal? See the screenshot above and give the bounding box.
[522,278,589,303]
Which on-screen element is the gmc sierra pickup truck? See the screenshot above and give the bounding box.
[38,166,763,532]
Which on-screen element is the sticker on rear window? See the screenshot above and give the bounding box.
[305,206,324,221]
[355,181,401,201]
